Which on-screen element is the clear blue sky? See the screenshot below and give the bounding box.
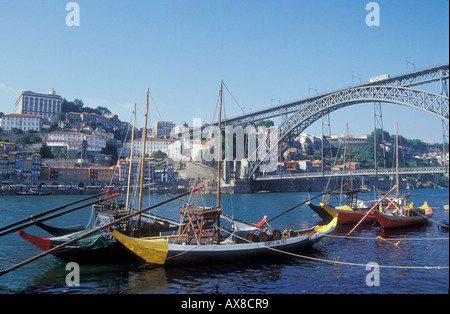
[1,0,448,142]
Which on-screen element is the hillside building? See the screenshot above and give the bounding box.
[15,89,62,123]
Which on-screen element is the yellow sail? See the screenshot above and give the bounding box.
[109,230,168,265]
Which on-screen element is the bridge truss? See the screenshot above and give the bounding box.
[217,64,450,179]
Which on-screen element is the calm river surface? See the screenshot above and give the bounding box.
[0,188,448,294]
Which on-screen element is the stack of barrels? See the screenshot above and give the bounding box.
[232,227,281,244]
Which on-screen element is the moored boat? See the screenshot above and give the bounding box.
[34,221,86,237]
[108,214,338,266]
[16,189,51,196]
[438,219,449,230]
[374,202,433,229]
[18,228,143,263]
[18,209,180,263]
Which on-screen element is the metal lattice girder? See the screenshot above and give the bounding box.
[247,85,449,178]
[222,64,449,127]
[372,64,449,88]
[254,166,448,181]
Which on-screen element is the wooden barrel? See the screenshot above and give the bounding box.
[249,229,268,242]
[149,219,169,230]
[262,227,281,240]
[232,230,255,243]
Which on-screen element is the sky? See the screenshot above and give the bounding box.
[0,0,448,143]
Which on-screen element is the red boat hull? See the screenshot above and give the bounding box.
[374,210,433,229]
[336,210,377,225]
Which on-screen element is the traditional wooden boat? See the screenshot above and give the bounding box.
[438,219,449,230]
[16,189,51,196]
[374,202,433,229]
[323,204,377,225]
[373,124,434,229]
[18,208,180,263]
[108,211,338,266]
[308,191,378,225]
[34,221,86,237]
[17,228,141,263]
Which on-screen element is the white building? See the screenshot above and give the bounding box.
[132,138,175,157]
[15,89,63,123]
[46,131,106,154]
[0,113,43,131]
[84,134,107,153]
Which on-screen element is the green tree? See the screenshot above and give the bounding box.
[254,120,275,127]
[57,111,66,121]
[95,106,111,115]
[11,127,23,134]
[40,144,53,158]
[151,150,167,158]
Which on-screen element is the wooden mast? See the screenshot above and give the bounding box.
[346,123,353,190]
[217,80,223,209]
[396,122,400,195]
[138,89,149,237]
[125,104,137,214]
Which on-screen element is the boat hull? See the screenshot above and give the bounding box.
[307,202,334,222]
[374,210,433,229]
[109,217,338,266]
[335,209,376,225]
[35,221,86,237]
[164,236,317,265]
[18,229,144,264]
[309,202,376,225]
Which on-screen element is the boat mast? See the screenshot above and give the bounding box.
[346,123,353,190]
[217,81,223,209]
[125,104,137,214]
[138,89,149,237]
[396,122,400,195]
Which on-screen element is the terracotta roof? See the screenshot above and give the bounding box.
[4,113,41,118]
[49,131,82,135]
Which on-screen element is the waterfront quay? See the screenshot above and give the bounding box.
[0,181,189,196]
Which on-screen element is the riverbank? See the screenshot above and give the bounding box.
[1,176,447,196]
[0,184,190,196]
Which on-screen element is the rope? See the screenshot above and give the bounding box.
[213,225,449,270]
[324,234,449,241]
[135,224,448,270]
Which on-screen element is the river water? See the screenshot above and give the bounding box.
[0,188,448,295]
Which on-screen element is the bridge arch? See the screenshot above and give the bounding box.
[247,85,449,178]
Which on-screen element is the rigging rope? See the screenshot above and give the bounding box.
[213,225,448,270]
[324,234,449,241]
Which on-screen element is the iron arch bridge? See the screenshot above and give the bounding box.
[238,64,449,179]
[222,64,449,126]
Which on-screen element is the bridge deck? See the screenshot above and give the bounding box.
[255,166,448,180]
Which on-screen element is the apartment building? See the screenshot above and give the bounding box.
[46,131,106,155]
[132,138,175,157]
[152,121,175,138]
[0,113,42,132]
